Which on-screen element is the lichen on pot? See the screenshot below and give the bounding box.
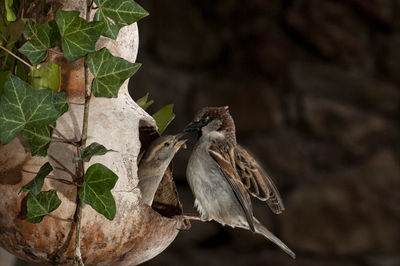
[0,1,183,265]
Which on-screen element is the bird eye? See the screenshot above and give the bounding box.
[164,142,171,147]
[200,116,210,126]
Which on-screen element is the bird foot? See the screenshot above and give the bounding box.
[181,213,202,221]
[174,213,202,231]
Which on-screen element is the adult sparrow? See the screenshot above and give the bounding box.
[138,134,187,206]
[184,106,295,259]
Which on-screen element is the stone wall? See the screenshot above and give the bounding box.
[129,0,400,265]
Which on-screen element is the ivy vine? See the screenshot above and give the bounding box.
[0,0,175,264]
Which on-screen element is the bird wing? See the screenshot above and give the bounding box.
[208,142,256,232]
[234,145,285,214]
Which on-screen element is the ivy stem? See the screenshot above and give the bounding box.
[48,48,64,55]
[20,169,75,185]
[51,137,80,146]
[46,176,76,186]
[48,155,77,180]
[73,192,84,266]
[49,125,80,146]
[73,64,89,266]
[73,2,92,265]
[47,213,74,223]
[0,44,33,69]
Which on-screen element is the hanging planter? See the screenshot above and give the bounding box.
[0,0,183,265]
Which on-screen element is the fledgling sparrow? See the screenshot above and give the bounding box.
[138,134,187,206]
[184,106,295,259]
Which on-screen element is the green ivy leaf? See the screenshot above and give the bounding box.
[152,104,175,135]
[79,189,116,220]
[0,75,60,153]
[19,20,60,65]
[0,71,11,95]
[93,0,148,39]
[19,92,67,156]
[136,93,154,111]
[87,48,141,97]
[94,0,149,23]
[19,162,52,195]
[18,42,47,65]
[53,92,68,116]
[82,163,117,194]
[74,142,116,163]
[26,190,61,223]
[23,20,60,48]
[22,19,35,39]
[55,10,104,61]
[93,10,124,40]
[30,62,61,92]
[78,163,118,220]
[5,0,16,22]
[17,92,67,156]
[21,124,52,156]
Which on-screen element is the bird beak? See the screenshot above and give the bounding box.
[184,121,201,132]
[173,132,188,149]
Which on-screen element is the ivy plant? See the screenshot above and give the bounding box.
[18,20,60,65]
[0,1,175,264]
[93,0,149,40]
[136,93,176,135]
[87,47,141,97]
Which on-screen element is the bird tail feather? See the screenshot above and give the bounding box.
[254,221,296,259]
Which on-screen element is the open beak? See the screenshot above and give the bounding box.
[184,121,202,132]
[173,132,188,149]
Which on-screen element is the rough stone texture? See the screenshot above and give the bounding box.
[126,0,400,265]
[139,0,223,68]
[240,130,312,187]
[285,0,371,68]
[282,150,400,255]
[376,33,400,85]
[289,63,400,117]
[302,97,399,156]
[346,0,395,25]
[192,77,284,133]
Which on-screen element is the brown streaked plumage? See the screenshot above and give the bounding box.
[185,106,295,259]
[138,134,187,206]
[192,106,237,144]
[188,106,285,213]
[235,145,285,214]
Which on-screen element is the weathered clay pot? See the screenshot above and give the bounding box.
[0,1,182,265]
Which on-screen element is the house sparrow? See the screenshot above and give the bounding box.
[138,134,187,206]
[184,106,295,259]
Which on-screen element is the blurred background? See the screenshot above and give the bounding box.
[3,0,400,265]
[130,0,400,266]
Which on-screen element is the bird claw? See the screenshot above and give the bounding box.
[174,213,201,230]
[174,216,191,230]
[180,219,192,231]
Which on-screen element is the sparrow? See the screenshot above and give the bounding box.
[138,134,187,206]
[184,106,295,259]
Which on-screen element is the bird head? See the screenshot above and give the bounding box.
[141,133,187,164]
[184,106,236,144]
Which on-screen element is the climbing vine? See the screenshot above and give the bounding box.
[0,0,175,265]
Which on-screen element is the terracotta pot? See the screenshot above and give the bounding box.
[0,1,182,265]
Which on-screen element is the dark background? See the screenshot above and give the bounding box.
[129,0,400,266]
[3,0,399,265]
